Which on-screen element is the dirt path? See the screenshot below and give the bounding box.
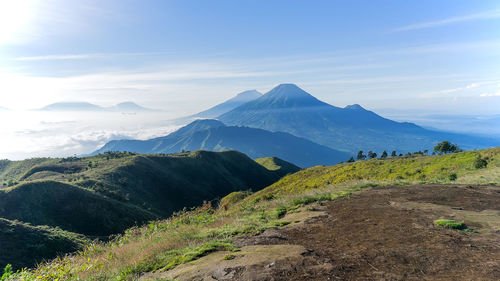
[156,185,500,281]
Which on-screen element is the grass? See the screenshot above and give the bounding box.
[252,148,500,197]
[4,147,500,280]
[434,219,467,230]
[0,180,157,236]
[0,218,89,270]
[6,181,366,280]
[2,151,289,218]
[223,254,236,260]
[0,150,293,236]
[254,156,301,176]
[0,150,297,272]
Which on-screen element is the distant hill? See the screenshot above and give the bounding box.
[255,157,302,177]
[111,102,154,112]
[40,102,104,111]
[38,101,156,112]
[0,218,88,270]
[0,151,290,235]
[218,84,498,153]
[94,119,352,167]
[192,90,262,119]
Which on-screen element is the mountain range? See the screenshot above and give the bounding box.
[96,83,498,166]
[94,119,351,167]
[38,101,155,112]
[218,84,498,153]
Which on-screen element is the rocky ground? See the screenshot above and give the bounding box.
[147,184,500,281]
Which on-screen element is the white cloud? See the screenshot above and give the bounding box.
[421,80,500,97]
[12,52,174,61]
[13,54,105,61]
[480,91,500,97]
[393,10,500,32]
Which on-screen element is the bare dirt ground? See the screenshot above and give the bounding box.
[156,184,500,281]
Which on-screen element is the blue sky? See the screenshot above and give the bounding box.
[1,0,499,114]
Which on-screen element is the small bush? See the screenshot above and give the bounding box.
[275,206,287,218]
[434,219,467,230]
[448,173,457,181]
[261,193,275,201]
[473,158,487,169]
[223,254,236,260]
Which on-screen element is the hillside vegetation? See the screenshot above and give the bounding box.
[5,147,498,280]
[0,151,297,270]
[257,147,500,196]
[0,181,156,236]
[0,218,88,270]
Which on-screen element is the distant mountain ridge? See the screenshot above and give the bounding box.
[218,84,497,153]
[94,119,351,167]
[191,90,262,119]
[38,101,156,112]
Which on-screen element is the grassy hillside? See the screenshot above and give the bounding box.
[82,150,286,216]
[256,147,500,196]
[0,150,296,276]
[0,218,88,270]
[6,147,498,280]
[0,158,55,186]
[0,181,157,236]
[1,151,288,219]
[254,156,301,177]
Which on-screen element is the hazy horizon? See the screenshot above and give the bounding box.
[1,0,499,159]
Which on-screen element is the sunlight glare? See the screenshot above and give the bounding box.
[0,0,38,44]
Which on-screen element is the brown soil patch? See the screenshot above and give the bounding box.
[158,184,500,281]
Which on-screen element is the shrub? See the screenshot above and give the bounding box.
[1,264,13,281]
[275,206,287,218]
[473,158,487,169]
[261,193,275,201]
[223,254,236,260]
[448,173,457,181]
[434,219,466,230]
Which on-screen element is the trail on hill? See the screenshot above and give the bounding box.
[158,184,500,281]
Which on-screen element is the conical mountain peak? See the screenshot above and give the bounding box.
[266,84,314,99]
[233,90,262,101]
[344,104,365,110]
[254,83,328,108]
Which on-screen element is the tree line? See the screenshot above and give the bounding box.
[346,140,461,163]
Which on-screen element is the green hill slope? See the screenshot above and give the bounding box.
[0,158,55,186]
[255,147,500,196]
[7,147,498,280]
[0,181,157,236]
[255,156,301,177]
[0,151,292,234]
[85,150,289,216]
[0,218,88,270]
